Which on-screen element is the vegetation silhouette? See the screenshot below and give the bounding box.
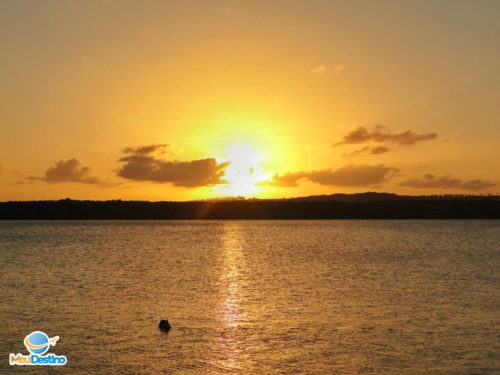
[1,193,499,219]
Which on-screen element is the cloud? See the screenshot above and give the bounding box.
[312,65,327,74]
[117,144,228,187]
[348,145,390,156]
[307,165,399,186]
[461,180,497,191]
[334,126,438,146]
[371,146,389,154]
[333,64,345,73]
[122,144,168,155]
[312,64,344,74]
[264,164,399,188]
[399,174,496,191]
[263,172,305,187]
[29,159,99,184]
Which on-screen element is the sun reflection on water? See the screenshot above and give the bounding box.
[207,223,250,374]
[220,223,247,326]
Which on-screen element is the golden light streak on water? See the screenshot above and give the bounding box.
[207,223,250,374]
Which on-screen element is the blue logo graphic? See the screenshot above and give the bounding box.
[24,331,51,355]
[9,331,67,366]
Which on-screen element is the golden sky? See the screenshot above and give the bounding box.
[1,0,499,201]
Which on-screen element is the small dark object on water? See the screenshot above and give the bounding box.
[159,319,171,332]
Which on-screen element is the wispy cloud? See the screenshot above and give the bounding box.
[312,65,327,74]
[347,145,390,156]
[122,144,169,155]
[312,64,344,74]
[400,174,496,191]
[332,64,344,73]
[334,126,438,146]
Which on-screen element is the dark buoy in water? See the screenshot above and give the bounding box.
[159,319,171,332]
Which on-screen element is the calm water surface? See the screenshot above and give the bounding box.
[0,220,498,374]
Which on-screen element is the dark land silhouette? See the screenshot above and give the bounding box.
[1,193,499,219]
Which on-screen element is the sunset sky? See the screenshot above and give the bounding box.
[1,0,499,201]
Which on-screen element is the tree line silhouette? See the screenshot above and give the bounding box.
[1,193,499,219]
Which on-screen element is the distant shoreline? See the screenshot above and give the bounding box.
[1,193,499,219]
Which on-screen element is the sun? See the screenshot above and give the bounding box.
[215,143,269,197]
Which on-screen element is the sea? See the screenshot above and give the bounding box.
[0,220,498,374]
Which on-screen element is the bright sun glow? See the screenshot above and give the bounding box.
[215,143,269,197]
